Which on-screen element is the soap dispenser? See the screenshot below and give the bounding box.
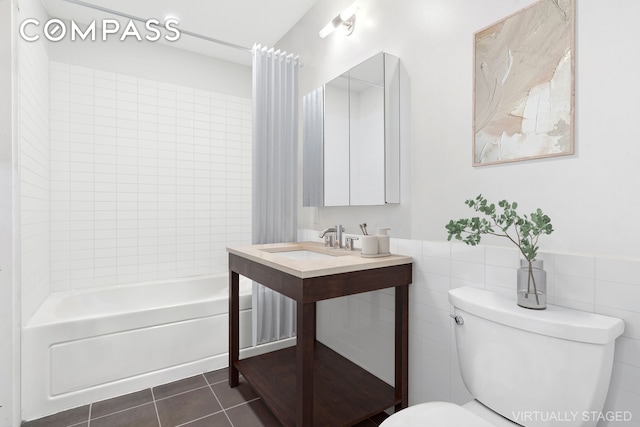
[376,228,390,255]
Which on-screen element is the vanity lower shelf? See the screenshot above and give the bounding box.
[235,341,399,427]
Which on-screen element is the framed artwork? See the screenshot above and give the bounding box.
[473,0,575,166]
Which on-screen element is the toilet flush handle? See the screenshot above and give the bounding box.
[449,314,464,326]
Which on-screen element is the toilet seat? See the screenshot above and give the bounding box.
[380,401,497,427]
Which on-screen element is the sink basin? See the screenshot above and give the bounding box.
[273,250,335,261]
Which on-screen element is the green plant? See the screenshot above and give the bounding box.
[445,194,553,303]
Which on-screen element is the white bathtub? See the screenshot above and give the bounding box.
[22,274,257,421]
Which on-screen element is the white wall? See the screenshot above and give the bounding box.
[280,0,640,260]
[48,61,252,289]
[18,0,50,325]
[47,34,252,99]
[0,1,19,425]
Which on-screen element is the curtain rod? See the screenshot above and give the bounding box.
[57,0,253,53]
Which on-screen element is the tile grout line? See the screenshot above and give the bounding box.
[174,409,226,427]
[61,372,231,427]
[224,396,260,412]
[154,383,212,402]
[151,387,162,427]
[86,401,155,423]
[204,374,235,427]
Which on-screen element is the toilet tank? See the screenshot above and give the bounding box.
[449,287,624,427]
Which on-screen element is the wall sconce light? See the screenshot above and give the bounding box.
[318,2,357,39]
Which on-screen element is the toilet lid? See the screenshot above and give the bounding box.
[380,401,497,427]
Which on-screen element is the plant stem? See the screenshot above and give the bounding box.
[485,230,533,264]
[527,260,540,305]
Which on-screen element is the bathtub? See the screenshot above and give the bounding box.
[21,273,291,421]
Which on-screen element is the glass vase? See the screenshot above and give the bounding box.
[517,259,546,310]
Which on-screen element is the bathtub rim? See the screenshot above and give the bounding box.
[25,272,253,327]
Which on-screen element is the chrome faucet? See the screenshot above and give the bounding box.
[319,227,336,247]
[319,224,345,248]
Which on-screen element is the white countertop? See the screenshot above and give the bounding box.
[227,241,413,279]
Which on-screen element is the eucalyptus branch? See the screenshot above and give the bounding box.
[488,217,522,252]
[489,228,522,253]
[445,194,553,263]
[513,221,523,251]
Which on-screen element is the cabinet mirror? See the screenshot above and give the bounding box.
[303,52,400,207]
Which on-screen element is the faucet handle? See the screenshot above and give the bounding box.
[344,236,359,251]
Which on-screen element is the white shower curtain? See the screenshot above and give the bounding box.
[251,44,300,345]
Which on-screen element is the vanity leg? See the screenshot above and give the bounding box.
[395,285,409,411]
[297,301,315,426]
[229,270,240,388]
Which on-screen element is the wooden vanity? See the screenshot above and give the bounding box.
[227,242,412,427]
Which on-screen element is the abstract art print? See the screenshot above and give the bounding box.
[473,0,575,166]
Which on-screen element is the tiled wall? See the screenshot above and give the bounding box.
[299,230,640,426]
[20,37,50,322]
[49,62,252,291]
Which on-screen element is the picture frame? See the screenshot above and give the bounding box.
[473,0,575,166]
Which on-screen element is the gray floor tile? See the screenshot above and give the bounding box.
[91,388,153,419]
[203,368,228,385]
[24,372,387,427]
[152,374,208,400]
[211,378,258,409]
[179,411,232,427]
[156,387,222,427]
[90,402,159,427]
[225,400,283,427]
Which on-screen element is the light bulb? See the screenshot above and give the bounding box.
[319,21,337,38]
[318,2,358,39]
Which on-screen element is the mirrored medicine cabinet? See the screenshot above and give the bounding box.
[303,52,400,207]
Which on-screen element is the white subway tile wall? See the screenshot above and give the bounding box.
[49,62,252,291]
[298,230,640,427]
[20,37,50,322]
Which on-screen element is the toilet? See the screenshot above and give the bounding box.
[382,286,625,427]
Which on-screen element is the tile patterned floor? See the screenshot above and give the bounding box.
[22,368,389,427]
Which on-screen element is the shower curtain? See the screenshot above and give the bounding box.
[251,44,300,345]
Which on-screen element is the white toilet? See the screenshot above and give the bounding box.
[382,286,625,427]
